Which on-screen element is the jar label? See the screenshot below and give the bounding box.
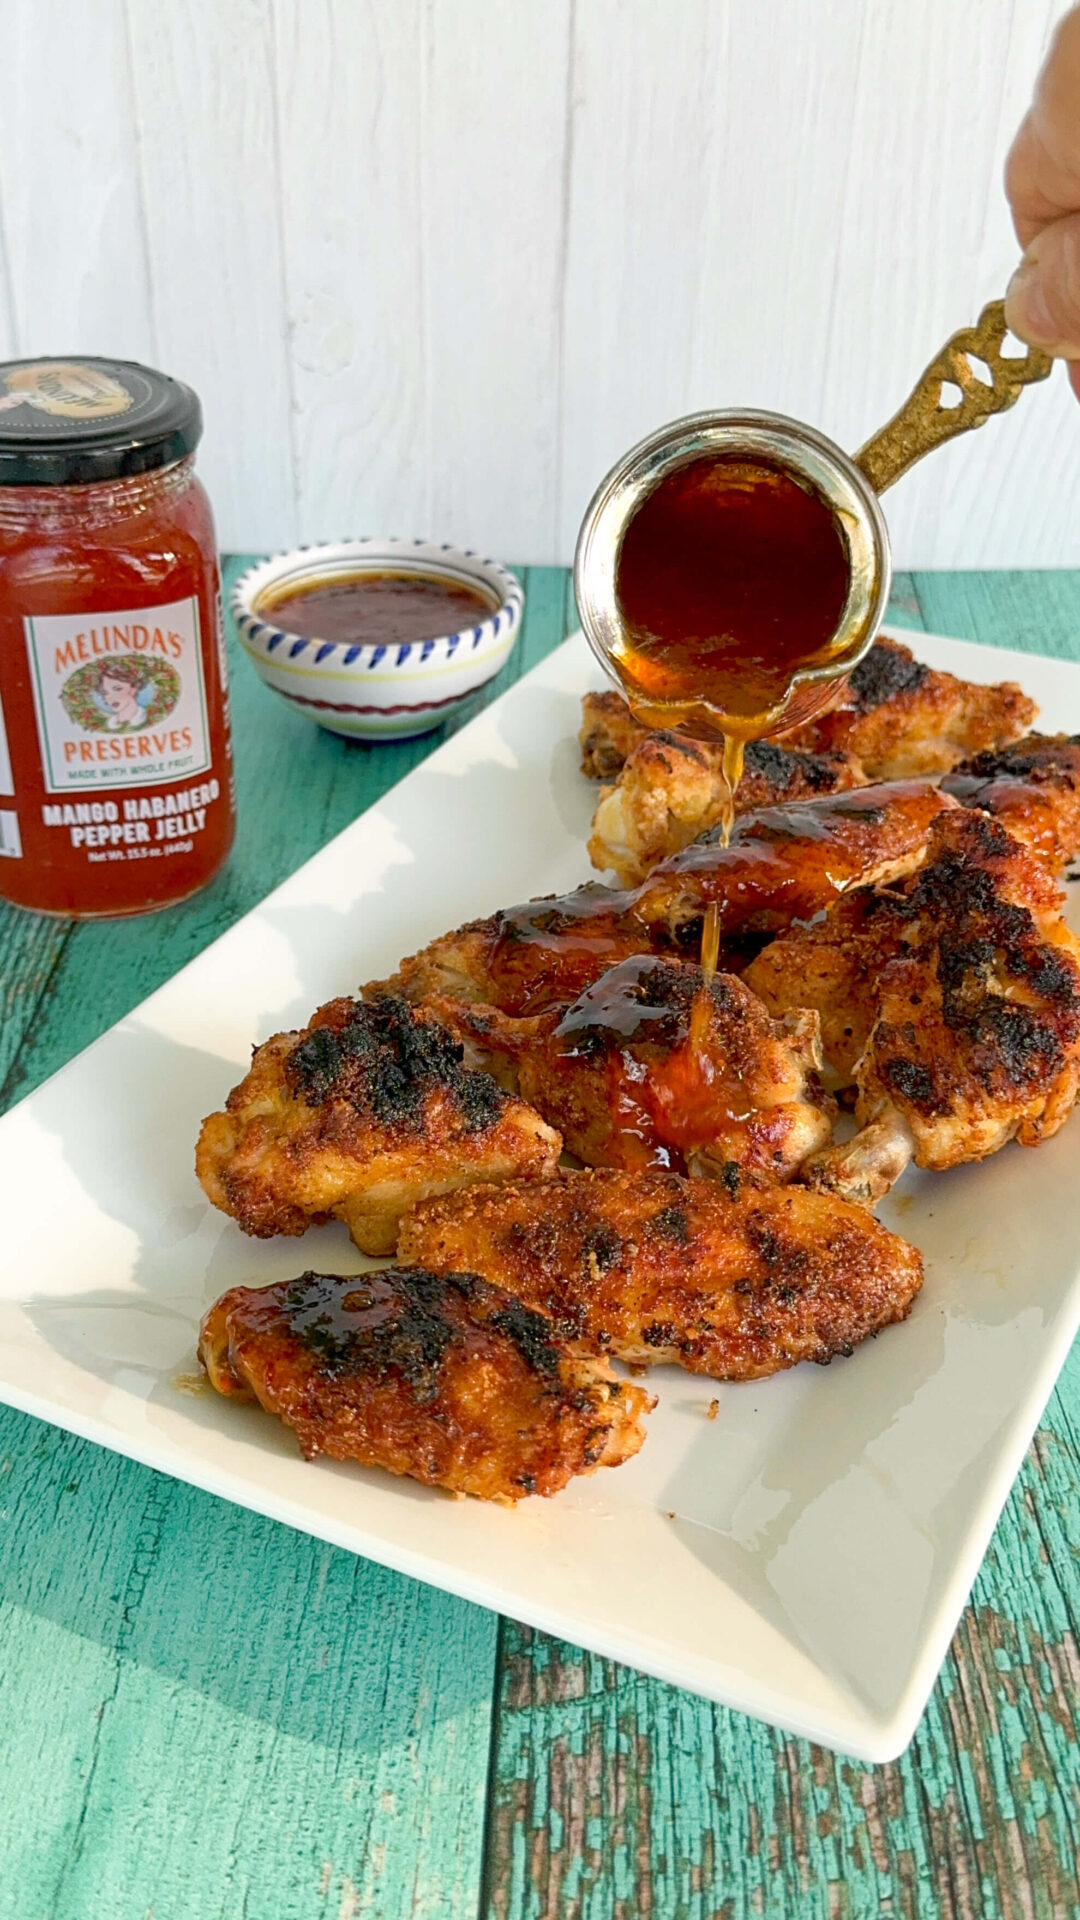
[24,596,212,794]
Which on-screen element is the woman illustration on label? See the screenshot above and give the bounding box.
[92,658,157,731]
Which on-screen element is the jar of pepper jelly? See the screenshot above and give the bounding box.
[0,356,235,917]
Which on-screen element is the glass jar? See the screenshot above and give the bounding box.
[0,356,235,917]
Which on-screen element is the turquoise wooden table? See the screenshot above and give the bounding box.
[2,562,1080,1920]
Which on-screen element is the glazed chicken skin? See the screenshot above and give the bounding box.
[399,1169,924,1382]
[200,1267,651,1502]
[941,733,1080,873]
[196,993,561,1256]
[392,782,955,1016]
[587,730,866,884]
[432,954,834,1184]
[804,809,1080,1204]
[580,636,1036,788]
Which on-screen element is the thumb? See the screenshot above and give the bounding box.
[1005,211,1080,357]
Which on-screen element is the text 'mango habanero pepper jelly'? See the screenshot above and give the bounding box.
[0,356,235,916]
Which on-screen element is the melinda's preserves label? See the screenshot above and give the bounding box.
[25,597,211,793]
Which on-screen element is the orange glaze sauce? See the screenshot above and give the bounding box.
[612,452,851,842]
[552,955,772,1174]
[260,570,497,647]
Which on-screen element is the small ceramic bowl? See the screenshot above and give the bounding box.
[231,538,524,742]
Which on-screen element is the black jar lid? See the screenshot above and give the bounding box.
[0,356,202,485]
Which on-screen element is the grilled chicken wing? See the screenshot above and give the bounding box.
[747,735,1080,1084]
[942,733,1080,872]
[587,731,866,884]
[805,809,1080,1203]
[784,635,1036,777]
[196,993,561,1255]
[432,954,833,1183]
[579,637,1036,787]
[393,782,954,1016]
[399,1168,924,1381]
[200,1267,651,1502]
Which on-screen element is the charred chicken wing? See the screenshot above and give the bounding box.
[784,635,1036,777]
[942,733,1080,872]
[393,782,954,1016]
[196,993,561,1255]
[587,731,866,884]
[432,954,834,1183]
[805,809,1080,1203]
[399,1168,924,1381]
[579,637,1035,787]
[200,1267,651,1502]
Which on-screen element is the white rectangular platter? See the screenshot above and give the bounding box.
[2,627,1079,1763]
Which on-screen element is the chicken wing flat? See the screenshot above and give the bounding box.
[393,782,954,1017]
[399,1168,924,1381]
[587,729,866,884]
[942,733,1080,872]
[431,954,833,1183]
[200,1267,651,1502]
[196,993,561,1256]
[805,809,1080,1203]
[783,635,1036,778]
[579,637,1036,786]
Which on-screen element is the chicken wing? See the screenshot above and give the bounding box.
[784,635,1036,777]
[431,954,833,1183]
[746,734,1080,1084]
[580,690,646,780]
[399,1168,924,1381]
[942,733,1080,872]
[200,1267,651,1502]
[587,730,866,884]
[393,782,954,1016]
[805,809,1080,1204]
[196,992,561,1255]
[579,636,1036,786]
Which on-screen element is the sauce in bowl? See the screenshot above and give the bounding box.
[260,569,498,648]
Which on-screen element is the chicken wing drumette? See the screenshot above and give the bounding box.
[392,782,954,1016]
[196,993,561,1255]
[803,809,1080,1204]
[200,1267,651,1502]
[399,1168,924,1381]
[579,636,1035,787]
[432,954,833,1183]
[587,731,866,884]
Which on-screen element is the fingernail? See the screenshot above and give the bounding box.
[1005,261,1059,347]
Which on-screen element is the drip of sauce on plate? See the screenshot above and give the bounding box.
[260,570,497,647]
[612,452,851,843]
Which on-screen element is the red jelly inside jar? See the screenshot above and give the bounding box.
[0,356,235,918]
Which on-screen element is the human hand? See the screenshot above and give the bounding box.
[1005,6,1080,398]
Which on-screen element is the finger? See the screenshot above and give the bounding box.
[1005,211,1080,356]
[1005,9,1080,245]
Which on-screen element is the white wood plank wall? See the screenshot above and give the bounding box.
[1,0,1077,568]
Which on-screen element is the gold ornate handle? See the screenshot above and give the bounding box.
[854,299,1053,495]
